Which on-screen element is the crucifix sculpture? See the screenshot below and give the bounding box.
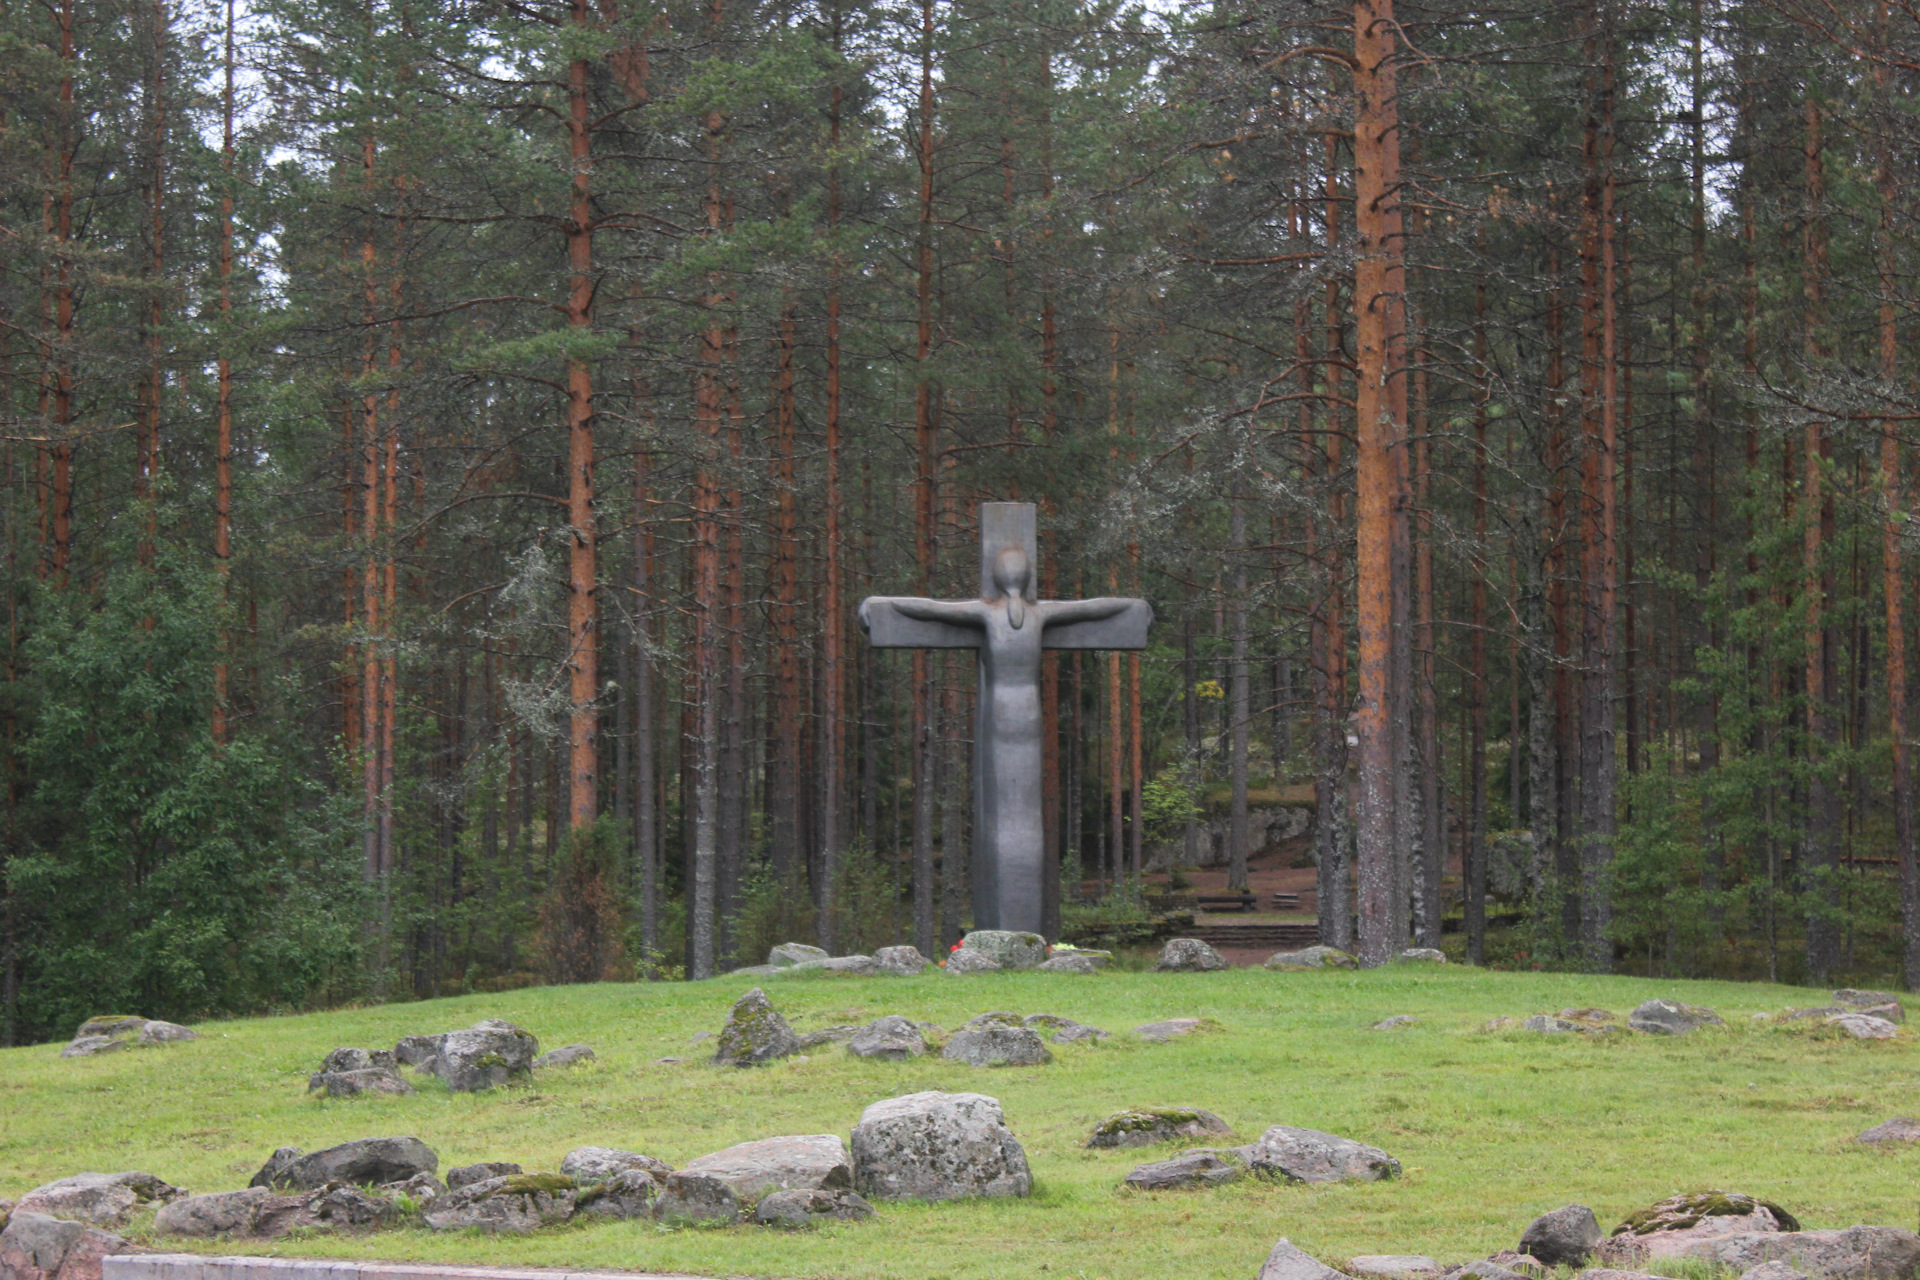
[859,502,1153,936]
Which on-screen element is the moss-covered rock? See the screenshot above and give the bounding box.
[1087,1107,1232,1149]
[1614,1190,1801,1237]
[713,987,802,1067]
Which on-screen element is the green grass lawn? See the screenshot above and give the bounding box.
[3,965,1917,1280]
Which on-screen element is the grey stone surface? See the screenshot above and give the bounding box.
[961,931,1050,970]
[1088,1107,1232,1149]
[1023,1014,1107,1043]
[447,1163,523,1190]
[1121,1149,1246,1191]
[16,1174,183,1227]
[769,943,829,967]
[380,1173,444,1206]
[426,1022,538,1092]
[1520,1205,1603,1266]
[1134,1018,1205,1042]
[816,955,880,976]
[1682,1228,1920,1280]
[875,945,932,976]
[848,1015,926,1060]
[941,1025,1052,1067]
[963,1011,1024,1029]
[798,1025,861,1049]
[681,1135,853,1206]
[321,1048,396,1074]
[712,988,802,1067]
[751,1188,874,1229]
[0,1212,127,1280]
[1373,1016,1418,1030]
[850,1090,1032,1202]
[1244,1125,1400,1184]
[1038,953,1101,974]
[257,1136,437,1190]
[153,1189,271,1238]
[258,1185,395,1235]
[558,1147,671,1184]
[421,1176,574,1234]
[1258,1239,1357,1280]
[392,1036,442,1068]
[1835,990,1901,1010]
[1860,1118,1920,1144]
[59,1016,191,1059]
[1398,948,1447,963]
[1441,1263,1530,1280]
[1828,1014,1899,1039]
[1521,1015,1586,1034]
[862,503,1150,933]
[1348,1258,1440,1279]
[1740,1264,1812,1280]
[575,1170,658,1221]
[307,1067,414,1098]
[1264,946,1358,970]
[1610,1190,1798,1253]
[944,948,1001,974]
[651,1174,740,1226]
[532,1045,594,1070]
[1628,998,1724,1035]
[135,1022,196,1045]
[728,965,787,978]
[1156,938,1227,972]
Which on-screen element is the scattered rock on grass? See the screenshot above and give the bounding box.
[1520,1015,1588,1034]
[1348,1257,1439,1279]
[1859,1118,1920,1145]
[1521,1205,1603,1267]
[533,1045,595,1069]
[769,943,828,967]
[321,1048,395,1073]
[308,1067,414,1098]
[1265,946,1358,970]
[447,1163,523,1190]
[960,930,1050,970]
[0,1213,126,1280]
[789,955,880,977]
[1827,1014,1899,1040]
[58,1016,196,1059]
[751,1187,874,1229]
[1373,1016,1418,1030]
[651,1173,740,1226]
[850,1090,1031,1202]
[941,1025,1051,1067]
[1257,1239,1357,1280]
[1244,1125,1399,1184]
[421,1175,574,1234]
[848,1016,926,1061]
[253,1136,438,1190]
[1024,1013,1108,1043]
[558,1147,671,1184]
[1087,1107,1231,1149]
[575,1169,658,1221]
[1682,1227,1920,1280]
[681,1135,853,1205]
[1628,998,1724,1035]
[426,1021,539,1092]
[1835,990,1901,1010]
[1600,1193,1800,1264]
[713,988,802,1067]
[1157,938,1227,972]
[16,1174,182,1227]
[153,1188,271,1238]
[1134,1018,1205,1042]
[393,1036,442,1068]
[945,948,1001,974]
[1122,1149,1246,1191]
[875,945,931,976]
[1398,948,1446,963]
[1439,1261,1530,1280]
[798,1025,861,1049]
[1038,953,1102,974]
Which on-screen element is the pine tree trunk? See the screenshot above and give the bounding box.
[1468,263,1489,964]
[1803,93,1841,982]
[213,0,235,745]
[1229,488,1250,893]
[909,0,938,955]
[820,6,846,935]
[564,8,599,835]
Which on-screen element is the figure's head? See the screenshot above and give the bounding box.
[992,545,1033,601]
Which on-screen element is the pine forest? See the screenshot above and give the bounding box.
[1,0,1917,1045]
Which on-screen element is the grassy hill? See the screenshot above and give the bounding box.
[3,966,1917,1280]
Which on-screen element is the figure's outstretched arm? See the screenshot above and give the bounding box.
[1038,596,1136,626]
[862,596,988,629]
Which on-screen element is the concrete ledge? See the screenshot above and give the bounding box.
[106,1258,712,1280]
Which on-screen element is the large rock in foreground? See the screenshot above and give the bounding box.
[251,1136,437,1190]
[421,1175,575,1234]
[941,1025,1051,1068]
[15,1173,182,1227]
[1521,1205,1603,1267]
[850,1091,1032,1202]
[960,930,1049,970]
[681,1135,853,1206]
[713,988,802,1067]
[1259,1239,1358,1280]
[1628,998,1724,1035]
[1088,1107,1232,1149]
[652,1173,740,1225]
[154,1185,395,1239]
[1156,938,1227,972]
[1244,1125,1400,1184]
[1682,1228,1920,1280]
[0,1213,127,1280]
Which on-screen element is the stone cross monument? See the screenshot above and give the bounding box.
[858,502,1152,936]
